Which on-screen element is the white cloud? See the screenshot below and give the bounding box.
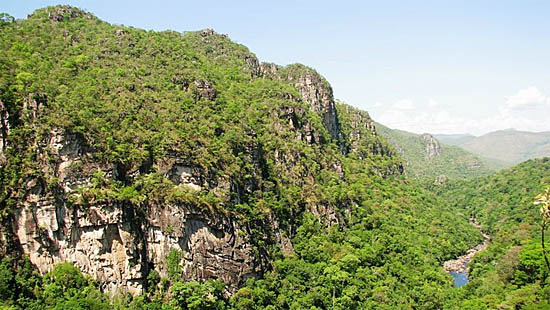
[371,89,550,135]
[505,86,549,109]
[427,98,439,107]
[392,99,414,110]
[377,107,469,134]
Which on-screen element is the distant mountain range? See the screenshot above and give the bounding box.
[435,129,550,165]
[432,133,475,146]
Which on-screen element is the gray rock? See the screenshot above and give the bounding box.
[47,6,93,22]
[260,63,341,142]
[421,133,442,158]
[0,99,9,156]
[5,130,267,295]
[201,28,215,37]
[194,80,216,100]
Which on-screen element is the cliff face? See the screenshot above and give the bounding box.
[260,63,341,142]
[335,103,403,177]
[421,134,442,158]
[0,6,401,295]
[3,125,274,294]
[13,188,261,294]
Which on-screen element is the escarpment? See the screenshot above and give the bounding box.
[8,128,268,294]
[0,5,404,294]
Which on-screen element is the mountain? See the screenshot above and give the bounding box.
[434,133,476,146]
[374,122,499,180]
[436,129,550,165]
[460,129,550,164]
[0,6,482,309]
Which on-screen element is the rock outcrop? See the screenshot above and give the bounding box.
[335,103,404,175]
[340,104,379,152]
[194,80,217,101]
[0,62,397,296]
[261,63,341,142]
[14,198,262,294]
[6,129,267,294]
[421,133,442,158]
[0,100,9,155]
[46,5,94,22]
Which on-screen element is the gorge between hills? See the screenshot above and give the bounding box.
[0,5,549,310]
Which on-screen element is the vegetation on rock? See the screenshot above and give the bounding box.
[2,5,550,310]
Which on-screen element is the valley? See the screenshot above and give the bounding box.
[0,5,549,310]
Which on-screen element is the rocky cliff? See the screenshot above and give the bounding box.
[7,126,265,294]
[0,6,402,295]
[421,133,442,158]
[260,63,341,142]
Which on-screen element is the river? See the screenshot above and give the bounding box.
[443,218,490,287]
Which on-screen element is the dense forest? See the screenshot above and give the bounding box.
[0,6,548,310]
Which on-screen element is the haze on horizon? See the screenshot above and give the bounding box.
[4,0,550,136]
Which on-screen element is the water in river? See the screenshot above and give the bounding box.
[443,218,490,288]
[450,271,469,287]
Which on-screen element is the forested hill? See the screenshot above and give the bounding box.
[437,158,550,308]
[373,122,499,181]
[0,6,483,309]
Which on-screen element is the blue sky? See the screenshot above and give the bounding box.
[3,1,550,135]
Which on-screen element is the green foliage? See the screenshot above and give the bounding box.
[0,257,16,302]
[0,258,111,310]
[166,250,183,282]
[0,4,345,228]
[42,263,109,310]
[170,280,227,310]
[515,241,549,285]
[0,5,520,310]
[224,174,484,309]
[0,13,15,25]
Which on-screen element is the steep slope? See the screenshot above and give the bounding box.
[373,121,497,180]
[438,158,550,309]
[0,6,483,309]
[0,6,401,294]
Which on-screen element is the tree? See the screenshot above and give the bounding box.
[169,280,226,310]
[0,257,15,303]
[0,13,14,26]
[534,187,550,272]
[42,263,109,309]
